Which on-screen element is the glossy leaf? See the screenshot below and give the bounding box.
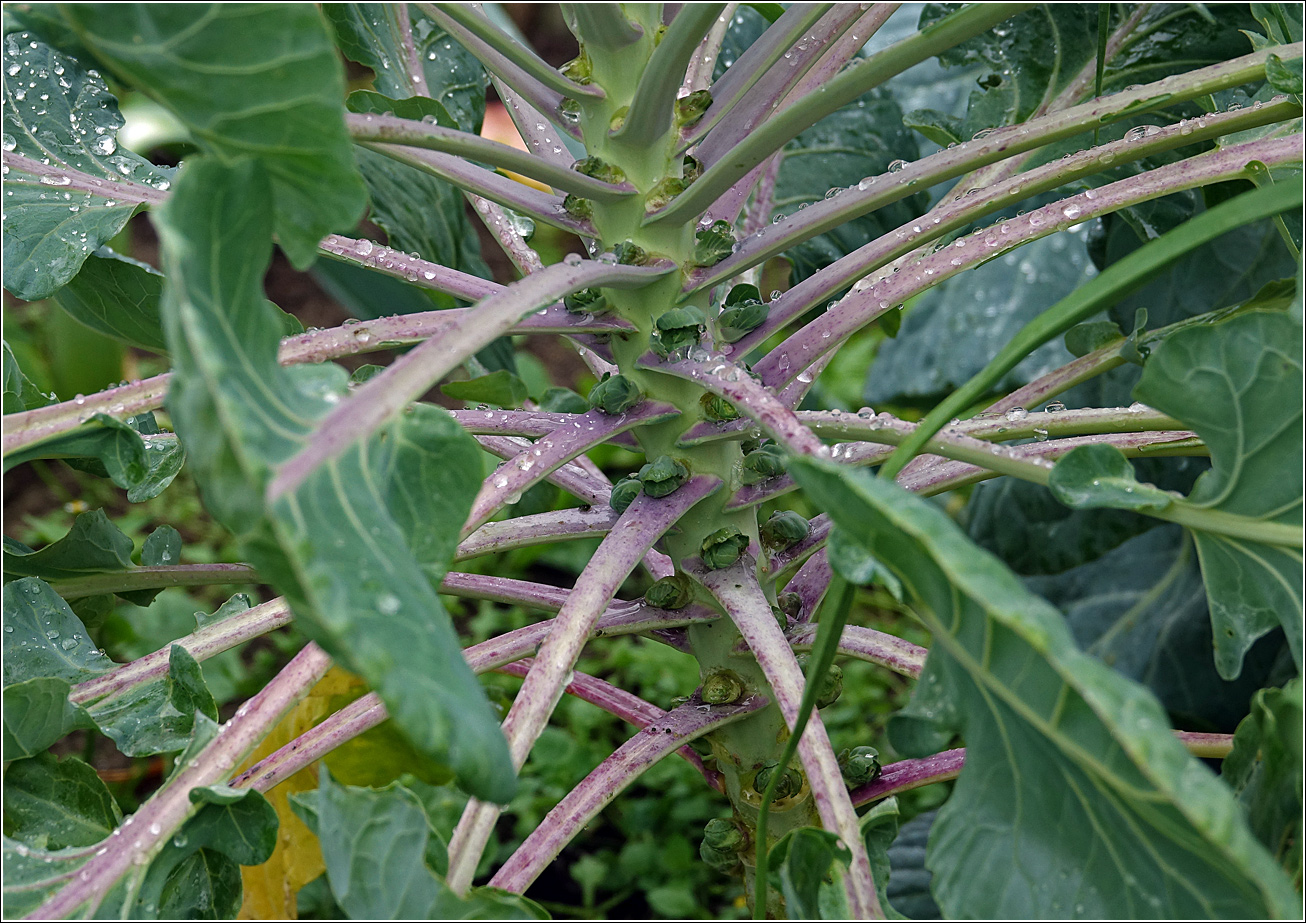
[0,837,101,917]
[52,249,167,353]
[1048,443,1177,511]
[1222,678,1303,881]
[155,157,512,801]
[2,752,122,850]
[790,458,1299,919]
[1,33,173,301]
[883,811,941,921]
[326,4,488,132]
[2,577,113,686]
[1133,311,1303,677]
[62,4,366,269]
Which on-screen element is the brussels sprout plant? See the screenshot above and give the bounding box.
[2,2,1302,919]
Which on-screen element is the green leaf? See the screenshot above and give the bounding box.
[3,413,148,492]
[296,770,547,919]
[859,797,904,916]
[2,677,93,759]
[87,644,219,757]
[1250,3,1304,44]
[0,836,103,917]
[1,33,173,301]
[901,108,965,147]
[867,233,1093,404]
[325,4,488,133]
[156,157,512,801]
[2,577,113,686]
[1134,311,1303,677]
[1265,53,1304,95]
[2,509,133,582]
[773,85,926,285]
[51,249,167,353]
[965,473,1165,576]
[440,370,528,407]
[921,4,1099,130]
[132,787,279,919]
[62,4,366,269]
[883,811,941,921]
[790,458,1300,919]
[768,826,851,920]
[3,341,56,413]
[2,752,122,849]
[1048,443,1177,511]
[1028,526,1285,731]
[1223,678,1303,881]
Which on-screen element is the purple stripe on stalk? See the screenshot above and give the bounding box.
[457,507,620,560]
[780,543,834,623]
[489,697,765,894]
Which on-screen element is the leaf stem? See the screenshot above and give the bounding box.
[45,563,259,601]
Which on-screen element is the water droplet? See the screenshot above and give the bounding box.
[355,239,373,257]
[39,174,72,186]
[1045,401,1066,413]
[1062,203,1082,220]
[1128,401,1147,413]
[563,252,583,266]
[1005,407,1027,422]
[887,159,907,173]
[92,135,116,156]
[376,593,401,615]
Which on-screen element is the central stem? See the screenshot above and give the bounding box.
[574,18,826,904]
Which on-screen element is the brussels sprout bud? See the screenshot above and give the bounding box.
[645,176,687,211]
[700,670,744,705]
[700,841,740,871]
[753,760,802,799]
[563,287,607,315]
[740,443,787,485]
[562,194,593,219]
[559,54,592,84]
[777,591,803,620]
[701,527,749,569]
[559,97,582,123]
[703,818,744,852]
[609,476,643,514]
[771,605,789,631]
[724,283,762,306]
[694,219,736,266]
[838,746,882,787]
[588,374,642,414]
[797,654,844,708]
[700,392,740,422]
[613,240,648,265]
[682,154,704,183]
[717,300,769,343]
[572,156,625,185]
[651,306,707,357]
[760,510,811,551]
[645,573,694,609]
[638,455,689,498]
[675,89,713,127]
[608,105,629,132]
